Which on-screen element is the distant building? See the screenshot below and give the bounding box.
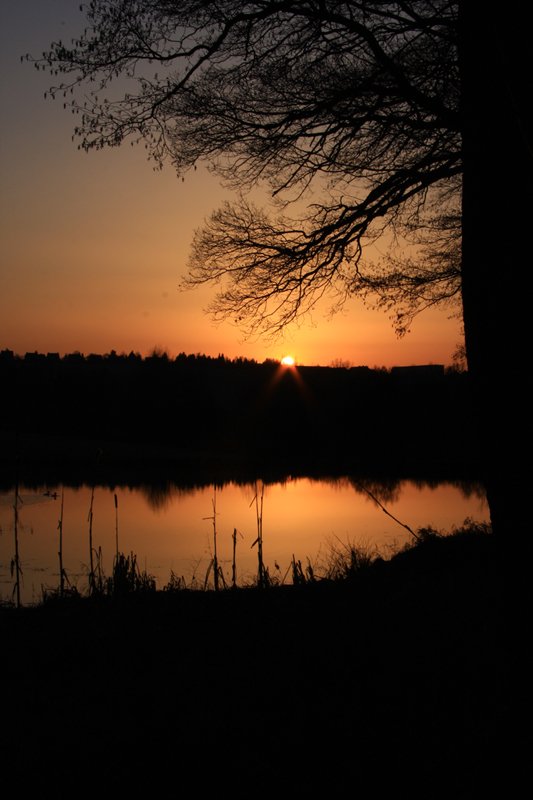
[390,364,445,383]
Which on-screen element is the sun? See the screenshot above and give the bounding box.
[280,355,295,367]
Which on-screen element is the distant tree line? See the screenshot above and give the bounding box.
[0,349,477,479]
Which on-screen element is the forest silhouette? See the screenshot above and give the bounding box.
[0,348,479,489]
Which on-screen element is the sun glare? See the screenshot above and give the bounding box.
[281,355,295,367]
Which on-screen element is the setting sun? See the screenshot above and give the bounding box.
[281,355,296,367]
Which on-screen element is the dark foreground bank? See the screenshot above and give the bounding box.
[0,527,515,798]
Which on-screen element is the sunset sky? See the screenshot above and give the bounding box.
[0,0,464,368]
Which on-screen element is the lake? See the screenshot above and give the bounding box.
[0,475,489,606]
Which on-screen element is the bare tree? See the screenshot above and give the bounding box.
[33,1,533,539]
[34,0,462,337]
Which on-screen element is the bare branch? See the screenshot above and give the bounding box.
[36,1,461,335]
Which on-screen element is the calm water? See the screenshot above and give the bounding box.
[0,476,488,605]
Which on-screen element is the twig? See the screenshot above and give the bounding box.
[355,481,420,541]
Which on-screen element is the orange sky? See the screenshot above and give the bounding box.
[0,1,464,369]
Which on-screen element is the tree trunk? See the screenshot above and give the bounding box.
[459,3,533,541]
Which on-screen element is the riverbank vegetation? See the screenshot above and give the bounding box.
[26,517,487,604]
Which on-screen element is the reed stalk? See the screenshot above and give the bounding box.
[114,492,119,560]
[212,489,219,591]
[232,527,237,589]
[88,486,95,594]
[203,487,221,590]
[12,480,22,608]
[57,487,65,596]
[251,481,265,588]
[95,545,104,594]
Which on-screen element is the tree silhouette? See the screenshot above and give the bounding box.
[36,0,462,335]
[459,4,531,543]
[34,1,532,538]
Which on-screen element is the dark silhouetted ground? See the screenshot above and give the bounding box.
[1,528,516,798]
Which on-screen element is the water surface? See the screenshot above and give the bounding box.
[0,476,488,605]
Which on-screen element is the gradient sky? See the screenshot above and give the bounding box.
[0,1,464,368]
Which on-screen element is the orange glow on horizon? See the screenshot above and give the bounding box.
[0,5,464,371]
